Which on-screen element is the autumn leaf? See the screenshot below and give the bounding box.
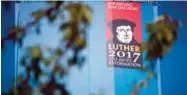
[64,3,92,24]
[42,56,56,65]
[63,27,73,40]
[41,77,69,95]
[31,10,45,21]
[3,2,92,94]
[68,58,77,66]
[65,21,79,48]
[30,46,41,59]
[55,48,63,56]
[31,58,42,82]
[60,22,70,31]
[145,14,181,61]
[75,36,86,48]
[64,3,81,14]
[47,12,57,22]
[8,27,25,39]
[81,5,92,24]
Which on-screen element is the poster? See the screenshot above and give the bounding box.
[106,1,142,68]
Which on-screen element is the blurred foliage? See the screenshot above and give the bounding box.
[144,14,181,61]
[2,1,92,95]
[2,1,181,95]
[131,14,181,95]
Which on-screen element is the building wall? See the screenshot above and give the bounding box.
[1,2,16,93]
[158,1,187,95]
[2,1,187,95]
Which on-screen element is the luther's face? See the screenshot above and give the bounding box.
[116,25,133,43]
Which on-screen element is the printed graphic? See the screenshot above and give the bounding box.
[105,2,142,68]
[110,19,135,44]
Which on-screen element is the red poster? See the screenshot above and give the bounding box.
[105,1,143,68]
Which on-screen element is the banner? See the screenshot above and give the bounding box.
[106,2,142,68]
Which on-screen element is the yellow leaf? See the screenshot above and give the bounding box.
[30,46,41,58]
[64,3,92,24]
[156,15,167,22]
[75,36,86,48]
[64,27,72,40]
[166,30,174,42]
[43,57,55,65]
[81,5,92,24]
[64,4,81,13]
[31,10,45,20]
